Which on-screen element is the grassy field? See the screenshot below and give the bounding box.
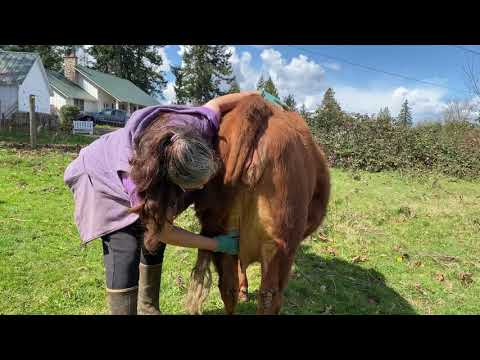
[0,126,117,146]
[0,130,479,314]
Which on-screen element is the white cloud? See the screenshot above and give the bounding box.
[228,46,260,91]
[303,95,322,110]
[470,96,480,118]
[260,48,283,68]
[228,47,331,110]
[463,95,480,109]
[161,82,176,104]
[142,46,171,77]
[76,46,95,66]
[334,85,449,119]
[176,45,190,67]
[229,46,339,110]
[259,48,327,107]
[156,47,170,72]
[392,87,409,99]
[177,45,187,56]
[219,46,467,121]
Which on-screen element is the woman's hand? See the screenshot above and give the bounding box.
[213,230,240,255]
[204,91,259,114]
[158,223,239,254]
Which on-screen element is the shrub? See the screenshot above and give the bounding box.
[311,115,480,180]
[59,105,80,133]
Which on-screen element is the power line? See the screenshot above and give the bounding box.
[286,45,469,95]
[451,45,480,57]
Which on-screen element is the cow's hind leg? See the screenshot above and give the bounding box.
[257,242,296,315]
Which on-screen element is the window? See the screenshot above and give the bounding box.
[74,99,84,111]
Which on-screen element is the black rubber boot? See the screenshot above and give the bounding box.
[106,286,138,315]
[137,263,163,315]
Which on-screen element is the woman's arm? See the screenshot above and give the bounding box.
[203,91,259,114]
[160,222,217,250]
[158,221,238,254]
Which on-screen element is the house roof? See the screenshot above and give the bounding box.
[0,50,38,85]
[47,70,96,102]
[75,65,159,106]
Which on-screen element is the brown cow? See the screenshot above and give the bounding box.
[185,94,330,315]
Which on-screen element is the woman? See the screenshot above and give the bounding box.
[64,91,258,315]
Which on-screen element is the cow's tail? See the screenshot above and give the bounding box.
[185,250,213,315]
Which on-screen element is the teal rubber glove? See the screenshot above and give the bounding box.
[260,90,290,111]
[213,230,240,255]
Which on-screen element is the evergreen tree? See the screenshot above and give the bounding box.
[256,75,265,91]
[377,106,393,124]
[263,76,279,97]
[256,75,279,97]
[299,103,309,119]
[88,45,167,96]
[299,103,314,129]
[312,88,344,131]
[173,45,234,105]
[227,78,241,93]
[283,94,297,111]
[397,99,413,126]
[321,88,342,113]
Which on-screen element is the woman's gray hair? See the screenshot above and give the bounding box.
[166,131,220,188]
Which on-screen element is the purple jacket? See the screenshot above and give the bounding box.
[64,105,220,244]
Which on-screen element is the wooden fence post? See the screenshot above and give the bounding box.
[29,95,37,149]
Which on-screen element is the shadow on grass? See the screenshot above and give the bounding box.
[202,245,416,315]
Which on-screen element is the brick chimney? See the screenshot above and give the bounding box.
[64,51,77,82]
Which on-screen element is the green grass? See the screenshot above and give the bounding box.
[0,126,117,146]
[0,129,94,146]
[1,130,479,314]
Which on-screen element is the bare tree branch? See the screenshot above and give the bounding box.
[463,59,480,98]
[442,98,476,123]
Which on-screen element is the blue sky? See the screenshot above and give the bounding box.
[159,45,480,121]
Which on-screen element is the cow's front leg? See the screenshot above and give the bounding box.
[238,259,249,302]
[213,253,239,314]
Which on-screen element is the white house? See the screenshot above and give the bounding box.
[0,50,52,119]
[48,53,159,116]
